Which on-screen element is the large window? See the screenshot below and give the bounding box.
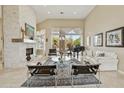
[52,31,59,49]
[51,28,82,50]
[52,35,59,49]
[65,35,81,49]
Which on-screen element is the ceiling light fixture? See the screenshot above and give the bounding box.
[48,11,51,14]
[73,12,77,15]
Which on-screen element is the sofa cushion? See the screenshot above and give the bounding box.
[95,51,118,59]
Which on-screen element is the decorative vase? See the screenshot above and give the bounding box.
[58,58,63,64]
[26,54,31,61]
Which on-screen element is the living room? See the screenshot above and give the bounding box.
[1,1,124,90]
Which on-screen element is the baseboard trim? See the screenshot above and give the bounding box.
[118,70,124,75]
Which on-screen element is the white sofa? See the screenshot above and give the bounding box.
[84,50,119,71]
[94,51,118,71]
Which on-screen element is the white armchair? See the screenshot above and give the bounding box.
[83,50,119,71]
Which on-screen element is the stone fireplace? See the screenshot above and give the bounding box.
[3,6,37,69]
[22,40,36,62]
[4,40,36,68]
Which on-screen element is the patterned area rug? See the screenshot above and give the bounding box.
[21,75,101,87]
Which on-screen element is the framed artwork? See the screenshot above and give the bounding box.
[25,23,35,40]
[106,27,124,47]
[93,33,103,47]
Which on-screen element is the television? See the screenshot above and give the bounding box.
[25,23,35,40]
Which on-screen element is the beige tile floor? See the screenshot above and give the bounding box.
[0,67,124,88]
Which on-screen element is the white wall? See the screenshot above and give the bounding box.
[85,5,124,72]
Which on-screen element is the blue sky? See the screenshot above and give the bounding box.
[65,35,80,40]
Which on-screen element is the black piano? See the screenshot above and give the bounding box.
[72,46,85,58]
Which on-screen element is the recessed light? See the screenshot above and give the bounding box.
[48,11,51,14]
[73,12,77,15]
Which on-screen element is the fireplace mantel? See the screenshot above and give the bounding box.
[24,39,36,44]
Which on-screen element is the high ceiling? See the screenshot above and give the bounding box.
[31,5,95,23]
